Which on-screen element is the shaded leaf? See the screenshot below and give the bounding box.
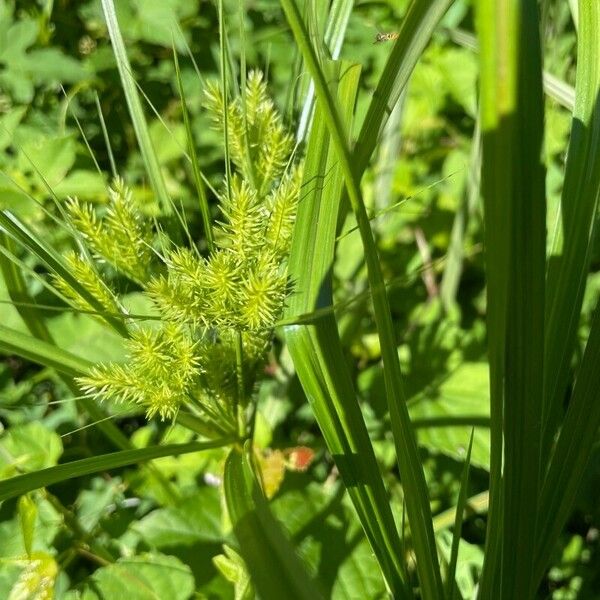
[80,553,194,600]
[135,487,223,547]
[409,363,490,469]
[0,423,62,479]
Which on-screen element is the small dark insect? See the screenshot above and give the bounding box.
[374,32,400,44]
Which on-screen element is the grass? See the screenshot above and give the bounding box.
[1,0,599,598]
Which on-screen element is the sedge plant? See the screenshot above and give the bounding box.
[60,71,300,439]
[0,51,315,597]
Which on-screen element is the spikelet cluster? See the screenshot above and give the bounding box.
[53,250,120,316]
[149,71,301,337]
[147,176,299,337]
[204,70,295,196]
[80,324,200,420]
[66,178,154,284]
[74,71,300,428]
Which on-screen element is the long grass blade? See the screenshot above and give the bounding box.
[296,0,353,141]
[95,92,118,179]
[353,0,452,177]
[223,445,324,600]
[218,0,233,202]
[285,61,410,597]
[0,211,129,337]
[0,233,51,341]
[544,71,576,112]
[0,324,95,377]
[100,0,171,215]
[534,297,600,586]
[445,430,474,600]
[568,0,578,30]
[173,48,214,252]
[0,439,231,503]
[476,1,546,597]
[541,0,600,457]
[281,1,443,597]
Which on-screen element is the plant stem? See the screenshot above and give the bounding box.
[234,329,248,440]
[45,491,115,564]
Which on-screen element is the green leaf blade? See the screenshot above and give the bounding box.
[476,1,546,596]
[223,446,324,600]
[281,1,443,597]
[0,440,231,503]
[100,0,172,215]
[285,59,411,598]
[542,0,600,455]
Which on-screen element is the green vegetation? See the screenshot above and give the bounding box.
[1,0,599,598]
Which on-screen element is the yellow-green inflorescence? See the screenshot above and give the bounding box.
[63,70,300,431]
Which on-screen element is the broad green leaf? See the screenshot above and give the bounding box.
[269,479,390,596]
[0,19,37,60]
[270,480,338,543]
[0,569,19,600]
[80,0,195,49]
[52,170,107,200]
[135,487,223,547]
[0,6,87,102]
[409,363,490,470]
[0,181,35,216]
[76,476,124,533]
[437,532,484,600]
[80,553,194,600]
[0,422,62,479]
[438,48,478,117]
[331,537,387,600]
[47,312,126,364]
[23,48,88,83]
[17,135,76,190]
[0,107,26,152]
[148,120,186,164]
